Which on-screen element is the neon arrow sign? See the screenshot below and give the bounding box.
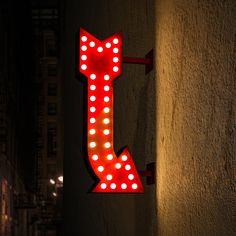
[79,28,144,193]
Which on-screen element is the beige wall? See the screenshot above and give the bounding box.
[155,0,236,235]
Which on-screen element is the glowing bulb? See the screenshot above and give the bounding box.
[90,142,96,148]
[103,129,110,135]
[128,174,134,180]
[90,96,96,101]
[89,129,96,135]
[104,86,110,91]
[103,118,110,124]
[81,45,87,51]
[90,41,95,47]
[106,42,111,48]
[132,183,138,190]
[115,163,121,169]
[81,64,87,70]
[104,107,110,113]
[49,179,55,185]
[113,57,119,63]
[113,66,119,72]
[90,107,96,112]
[113,48,119,53]
[101,183,107,189]
[125,164,131,170]
[113,38,119,44]
[90,74,96,80]
[98,166,104,172]
[121,183,127,189]
[81,36,87,42]
[90,118,96,123]
[81,55,87,61]
[104,74,110,81]
[90,85,96,90]
[122,155,128,161]
[104,96,110,102]
[104,142,111,148]
[107,154,113,160]
[97,46,103,52]
[92,154,98,161]
[106,174,112,180]
[110,183,116,189]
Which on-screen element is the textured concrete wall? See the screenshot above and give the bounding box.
[63,0,156,235]
[155,1,236,235]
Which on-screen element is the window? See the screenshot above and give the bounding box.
[48,83,57,96]
[47,63,57,76]
[48,103,57,115]
[47,123,57,158]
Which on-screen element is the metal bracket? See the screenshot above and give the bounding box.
[138,162,155,185]
[122,49,154,74]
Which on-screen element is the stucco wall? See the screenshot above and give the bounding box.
[155,1,236,235]
[63,0,156,235]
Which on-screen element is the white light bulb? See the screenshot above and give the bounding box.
[115,163,121,169]
[113,57,119,63]
[97,46,103,52]
[81,55,87,61]
[110,183,116,189]
[101,183,107,189]
[90,142,96,148]
[104,96,110,102]
[90,74,96,80]
[128,174,134,180]
[121,183,127,189]
[104,107,110,113]
[107,154,113,160]
[106,42,111,48]
[90,107,96,112]
[113,48,119,53]
[98,166,104,172]
[81,64,87,70]
[113,38,119,44]
[81,36,87,42]
[113,66,119,72]
[106,174,112,180]
[103,129,110,135]
[90,118,96,123]
[90,85,96,90]
[92,154,98,161]
[90,96,96,101]
[89,129,96,135]
[90,41,95,47]
[104,86,110,91]
[104,142,111,148]
[132,183,138,190]
[81,45,87,51]
[104,74,110,81]
[125,164,131,170]
[103,118,110,124]
[121,155,128,161]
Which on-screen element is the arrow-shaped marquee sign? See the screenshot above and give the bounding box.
[79,28,144,193]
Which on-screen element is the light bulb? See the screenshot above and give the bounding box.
[132,183,138,190]
[81,36,87,42]
[97,46,103,52]
[115,163,121,169]
[98,166,104,172]
[81,45,87,51]
[90,41,95,47]
[113,38,119,44]
[92,154,98,161]
[81,64,87,70]
[121,183,127,189]
[89,129,96,135]
[90,85,96,90]
[110,183,116,189]
[113,57,119,63]
[90,118,96,123]
[90,142,96,148]
[90,96,96,101]
[106,174,112,180]
[101,183,107,189]
[128,174,134,180]
[106,42,111,48]
[113,66,119,72]
[90,107,96,112]
[81,55,87,61]
[103,129,110,135]
[104,107,110,113]
[121,155,128,161]
[104,96,110,102]
[90,74,96,80]
[104,86,110,91]
[107,154,113,160]
[104,142,111,148]
[104,74,110,80]
[103,118,110,124]
[125,164,131,170]
[113,48,119,53]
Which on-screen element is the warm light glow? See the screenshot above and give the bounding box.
[106,42,111,48]
[132,183,138,189]
[121,155,128,161]
[81,45,87,51]
[90,85,96,90]
[90,142,96,148]
[97,46,103,52]
[81,55,87,61]
[128,174,134,180]
[49,179,55,185]
[103,129,110,135]
[90,74,96,80]
[92,154,98,161]
[90,41,95,47]
[113,48,119,53]
[90,118,96,123]
[52,192,57,197]
[113,38,119,44]
[125,164,131,170]
[104,107,110,113]
[98,166,104,172]
[104,96,110,102]
[104,142,111,148]
[104,85,110,91]
[115,163,121,169]
[103,118,110,124]
[104,74,110,81]
[113,57,119,63]
[101,183,107,189]
[81,36,87,42]
[106,174,112,180]
[89,129,96,135]
[90,107,96,112]
[121,183,127,189]
[90,96,96,101]
[107,154,113,160]
[110,183,116,189]
[81,64,87,70]
[113,66,119,72]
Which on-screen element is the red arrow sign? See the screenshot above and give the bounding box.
[79,28,144,193]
